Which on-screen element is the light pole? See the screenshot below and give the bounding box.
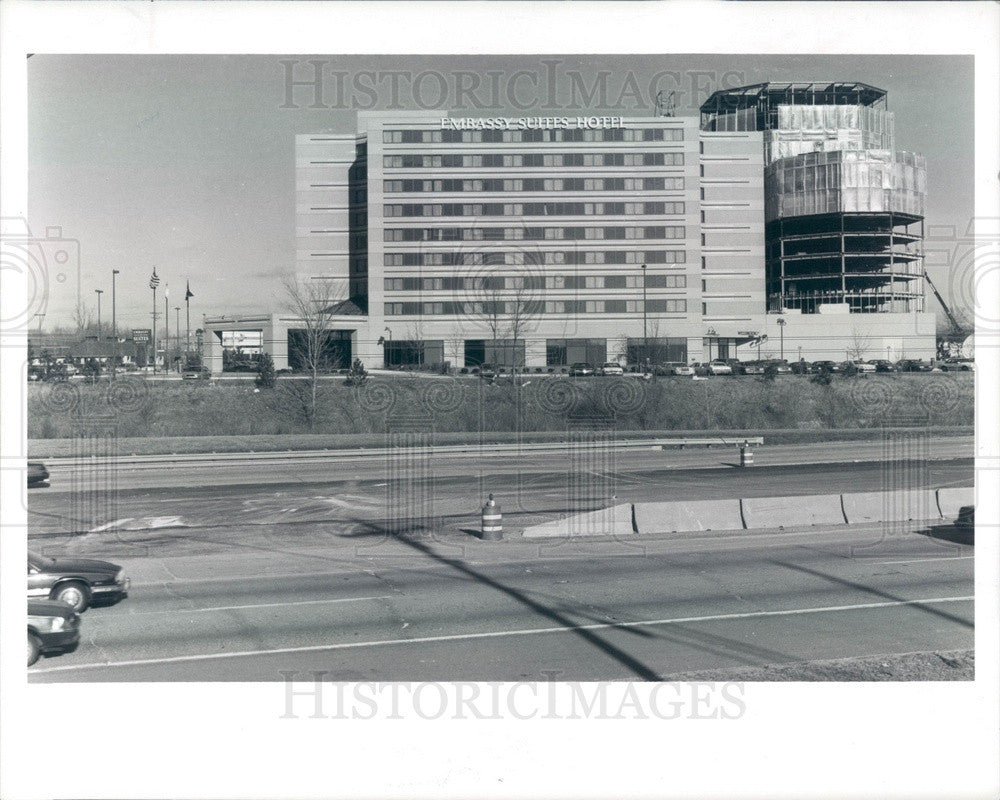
[111,269,119,378]
[175,307,181,369]
[641,263,648,368]
[94,289,103,340]
[777,317,786,361]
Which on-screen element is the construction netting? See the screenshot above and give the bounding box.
[764,149,926,222]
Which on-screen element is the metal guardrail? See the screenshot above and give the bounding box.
[43,436,765,468]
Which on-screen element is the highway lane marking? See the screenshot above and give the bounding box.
[875,556,975,565]
[30,594,974,674]
[126,595,396,615]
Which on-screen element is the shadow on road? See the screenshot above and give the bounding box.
[771,559,973,630]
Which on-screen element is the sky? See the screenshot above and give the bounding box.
[27,53,974,333]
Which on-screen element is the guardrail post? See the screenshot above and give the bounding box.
[739,439,754,468]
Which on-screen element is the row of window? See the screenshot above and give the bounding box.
[382,202,685,218]
[381,152,685,169]
[383,128,684,144]
[384,299,687,315]
[384,226,687,242]
[384,274,688,291]
[383,250,686,267]
[383,177,684,193]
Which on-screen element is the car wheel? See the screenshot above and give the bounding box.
[52,581,91,612]
[28,632,41,666]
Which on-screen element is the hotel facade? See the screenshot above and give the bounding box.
[203,82,935,373]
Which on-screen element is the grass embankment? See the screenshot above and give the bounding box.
[27,373,973,457]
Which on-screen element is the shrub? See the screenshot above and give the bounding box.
[344,358,369,387]
[810,369,832,386]
[254,352,276,389]
[762,363,778,381]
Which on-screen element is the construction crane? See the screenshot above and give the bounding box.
[923,269,972,357]
[923,269,966,336]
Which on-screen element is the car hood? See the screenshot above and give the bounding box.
[28,598,77,618]
[43,557,121,576]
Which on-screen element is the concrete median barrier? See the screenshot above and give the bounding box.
[741,494,846,529]
[633,499,744,534]
[841,489,941,524]
[936,487,974,521]
[522,504,634,538]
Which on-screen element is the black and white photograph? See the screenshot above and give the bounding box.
[1,2,998,799]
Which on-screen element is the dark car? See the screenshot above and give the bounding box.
[725,359,747,376]
[27,461,49,487]
[569,362,595,377]
[811,360,842,374]
[28,550,130,612]
[896,359,933,372]
[869,359,896,373]
[790,360,810,375]
[28,599,81,666]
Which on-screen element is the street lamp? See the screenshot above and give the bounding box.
[776,317,786,361]
[111,269,120,378]
[94,289,103,340]
[175,307,181,371]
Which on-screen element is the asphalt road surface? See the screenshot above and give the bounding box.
[28,521,973,682]
[27,437,973,536]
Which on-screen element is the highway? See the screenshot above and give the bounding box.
[25,434,974,681]
[27,436,973,536]
[28,522,973,682]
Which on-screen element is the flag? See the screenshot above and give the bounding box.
[185,281,193,300]
[149,268,160,290]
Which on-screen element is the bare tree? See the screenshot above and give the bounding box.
[281,275,344,430]
[471,271,540,379]
[847,326,873,362]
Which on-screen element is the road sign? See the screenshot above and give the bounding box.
[132,328,151,344]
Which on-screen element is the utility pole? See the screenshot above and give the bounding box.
[149,267,160,375]
[111,269,119,378]
[94,289,103,340]
[777,316,787,361]
[175,307,181,369]
[164,286,170,374]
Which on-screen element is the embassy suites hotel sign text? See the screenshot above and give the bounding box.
[441,116,626,130]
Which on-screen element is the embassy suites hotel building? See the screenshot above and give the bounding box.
[203,83,935,373]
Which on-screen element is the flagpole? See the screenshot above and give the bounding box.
[151,284,157,376]
[164,290,170,374]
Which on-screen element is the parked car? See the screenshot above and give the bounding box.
[598,361,624,376]
[789,360,810,375]
[844,360,876,373]
[27,461,49,487]
[869,359,897,373]
[28,550,130,612]
[569,362,595,377]
[955,505,975,530]
[811,360,842,374]
[765,359,792,374]
[706,360,733,375]
[896,359,933,372]
[940,358,974,372]
[742,360,766,375]
[725,359,747,376]
[655,362,695,377]
[28,599,81,666]
[477,363,498,380]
